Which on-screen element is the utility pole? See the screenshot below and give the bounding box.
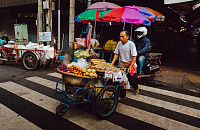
[58,0,61,50]
[37,0,43,44]
[69,0,75,60]
[87,0,91,8]
[46,0,52,45]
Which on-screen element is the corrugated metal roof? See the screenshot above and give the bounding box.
[0,0,37,8]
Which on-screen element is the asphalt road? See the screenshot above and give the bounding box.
[0,63,200,129]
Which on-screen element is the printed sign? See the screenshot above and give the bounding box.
[39,32,51,42]
[113,71,122,82]
[105,71,113,79]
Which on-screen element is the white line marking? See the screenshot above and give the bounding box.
[0,81,125,130]
[0,103,41,130]
[139,85,200,104]
[126,92,200,119]
[117,103,199,130]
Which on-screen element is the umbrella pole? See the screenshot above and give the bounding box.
[134,24,136,41]
[123,22,125,30]
[93,19,96,38]
[130,23,133,39]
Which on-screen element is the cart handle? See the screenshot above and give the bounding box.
[113,65,130,75]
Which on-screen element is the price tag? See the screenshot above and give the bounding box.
[105,71,113,79]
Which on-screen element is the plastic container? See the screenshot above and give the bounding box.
[58,56,65,60]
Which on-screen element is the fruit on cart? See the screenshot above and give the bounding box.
[83,68,87,72]
[58,63,68,72]
[83,69,97,77]
[87,69,91,73]
[92,69,96,73]
[58,64,97,77]
[85,72,89,76]
[90,73,94,77]
[93,73,97,77]
[74,50,90,58]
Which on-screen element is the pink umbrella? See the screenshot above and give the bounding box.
[86,2,121,11]
[100,6,151,26]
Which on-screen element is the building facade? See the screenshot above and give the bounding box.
[0,0,38,42]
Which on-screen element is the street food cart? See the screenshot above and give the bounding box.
[55,59,129,119]
[0,42,54,70]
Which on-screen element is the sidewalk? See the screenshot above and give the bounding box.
[152,57,200,93]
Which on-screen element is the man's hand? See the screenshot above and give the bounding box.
[111,54,119,66]
[128,66,132,72]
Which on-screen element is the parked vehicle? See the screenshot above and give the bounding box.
[140,53,162,80]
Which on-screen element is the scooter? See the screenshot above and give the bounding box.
[140,53,162,80]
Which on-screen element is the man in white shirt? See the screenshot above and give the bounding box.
[111,30,139,96]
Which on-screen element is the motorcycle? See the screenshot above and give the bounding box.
[139,53,162,80]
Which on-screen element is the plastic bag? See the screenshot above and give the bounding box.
[77,58,89,69]
[75,38,86,47]
[123,81,131,89]
[121,72,130,89]
[90,38,99,48]
[121,72,128,84]
[113,71,122,82]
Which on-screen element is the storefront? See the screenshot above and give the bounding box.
[0,3,38,42]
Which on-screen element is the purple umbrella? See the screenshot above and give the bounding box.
[86,2,121,11]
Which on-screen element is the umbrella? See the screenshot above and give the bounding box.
[74,10,110,23]
[78,10,101,21]
[86,2,121,11]
[139,7,164,22]
[74,12,94,24]
[99,6,152,26]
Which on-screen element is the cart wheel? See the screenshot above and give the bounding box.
[56,104,67,117]
[22,52,39,70]
[0,51,6,65]
[95,85,118,119]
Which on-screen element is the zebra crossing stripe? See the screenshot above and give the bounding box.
[26,76,200,129]
[26,76,61,89]
[126,92,200,119]
[47,72,62,79]
[139,85,200,103]
[26,76,62,90]
[45,74,200,118]
[116,102,199,130]
[0,81,125,130]
[0,103,41,130]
